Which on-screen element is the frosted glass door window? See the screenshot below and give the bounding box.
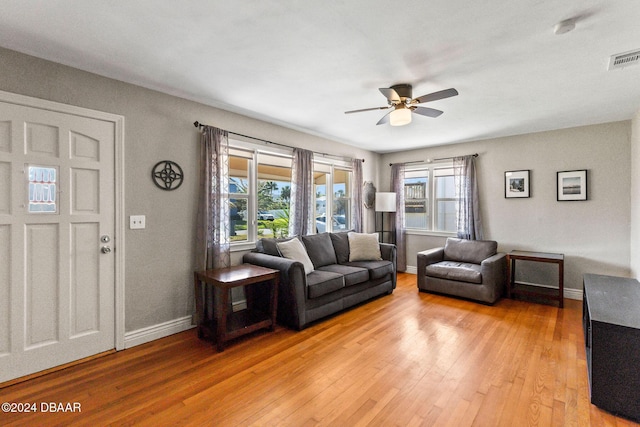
[28,166,57,213]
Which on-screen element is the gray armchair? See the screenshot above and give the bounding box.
[417,238,506,304]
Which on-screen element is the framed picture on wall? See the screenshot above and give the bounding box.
[557,170,587,201]
[505,170,530,198]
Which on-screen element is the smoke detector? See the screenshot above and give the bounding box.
[608,49,640,70]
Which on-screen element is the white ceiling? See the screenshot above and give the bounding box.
[1,1,639,153]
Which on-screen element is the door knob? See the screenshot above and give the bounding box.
[101,246,112,254]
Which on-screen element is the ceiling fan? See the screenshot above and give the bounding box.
[345,84,458,126]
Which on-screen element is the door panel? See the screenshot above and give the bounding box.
[0,99,117,383]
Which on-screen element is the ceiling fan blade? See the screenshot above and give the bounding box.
[379,88,401,103]
[413,88,459,104]
[344,106,390,114]
[376,111,392,125]
[413,106,444,118]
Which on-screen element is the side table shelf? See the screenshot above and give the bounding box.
[506,250,564,308]
[194,264,279,352]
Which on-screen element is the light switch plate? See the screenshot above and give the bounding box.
[130,215,146,229]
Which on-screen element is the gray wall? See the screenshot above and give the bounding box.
[2,44,636,334]
[631,111,640,277]
[0,47,380,332]
[381,121,632,292]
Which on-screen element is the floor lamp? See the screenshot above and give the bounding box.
[375,192,396,244]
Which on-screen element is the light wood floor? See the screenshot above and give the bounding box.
[2,273,638,426]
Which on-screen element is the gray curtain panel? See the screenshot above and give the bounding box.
[454,155,483,240]
[289,148,314,236]
[195,125,231,271]
[351,158,363,233]
[391,163,406,271]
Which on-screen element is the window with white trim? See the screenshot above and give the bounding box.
[404,162,456,232]
[228,140,353,246]
[314,164,352,233]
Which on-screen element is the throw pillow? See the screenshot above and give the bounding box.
[347,232,382,262]
[277,237,315,274]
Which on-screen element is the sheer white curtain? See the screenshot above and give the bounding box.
[289,148,314,236]
[391,163,406,271]
[195,126,230,270]
[351,158,364,233]
[454,155,483,240]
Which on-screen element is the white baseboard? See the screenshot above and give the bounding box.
[124,315,195,349]
[563,288,583,300]
[233,300,247,312]
[404,266,418,274]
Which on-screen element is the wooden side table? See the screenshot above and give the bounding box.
[194,264,279,351]
[506,250,564,308]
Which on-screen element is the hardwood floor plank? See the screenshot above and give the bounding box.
[1,273,638,426]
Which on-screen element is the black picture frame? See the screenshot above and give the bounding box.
[505,170,530,198]
[557,170,587,201]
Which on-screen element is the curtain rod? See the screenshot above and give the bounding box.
[389,153,478,166]
[193,121,363,163]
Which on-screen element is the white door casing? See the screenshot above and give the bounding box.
[0,91,125,383]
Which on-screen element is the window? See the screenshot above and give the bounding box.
[257,154,291,239]
[332,168,350,232]
[314,163,351,233]
[404,162,456,233]
[229,153,250,243]
[229,140,353,248]
[27,165,58,213]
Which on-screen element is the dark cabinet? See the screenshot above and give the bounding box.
[583,273,640,422]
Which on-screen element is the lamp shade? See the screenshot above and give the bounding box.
[375,192,397,212]
[390,108,412,126]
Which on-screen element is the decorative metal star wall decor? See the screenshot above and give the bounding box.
[152,160,184,190]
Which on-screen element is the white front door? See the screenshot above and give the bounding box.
[0,94,121,383]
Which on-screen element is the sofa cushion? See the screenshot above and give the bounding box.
[426,261,482,284]
[330,231,351,264]
[346,260,393,280]
[443,238,497,265]
[257,236,295,256]
[348,232,382,262]
[302,233,338,268]
[317,264,369,287]
[277,237,315,274]
[306,270,344,299]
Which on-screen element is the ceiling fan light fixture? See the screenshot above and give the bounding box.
[390,107,412,126]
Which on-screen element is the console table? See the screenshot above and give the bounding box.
[506,250,564,308]
[583,273,640,422]
[194,264,279,352]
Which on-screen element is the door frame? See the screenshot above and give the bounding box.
[0,89,126,351]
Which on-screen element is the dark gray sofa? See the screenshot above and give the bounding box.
[417,238,506,304]
[243,232,397,330]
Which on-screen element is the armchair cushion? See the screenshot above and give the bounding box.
[444,238,497,265]
[425,261,482,284]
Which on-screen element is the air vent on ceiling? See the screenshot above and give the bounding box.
[608,49,640,70]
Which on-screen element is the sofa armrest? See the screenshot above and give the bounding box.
[242,252,307,329]
[379,243,397,288]
[480,252,507,294]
